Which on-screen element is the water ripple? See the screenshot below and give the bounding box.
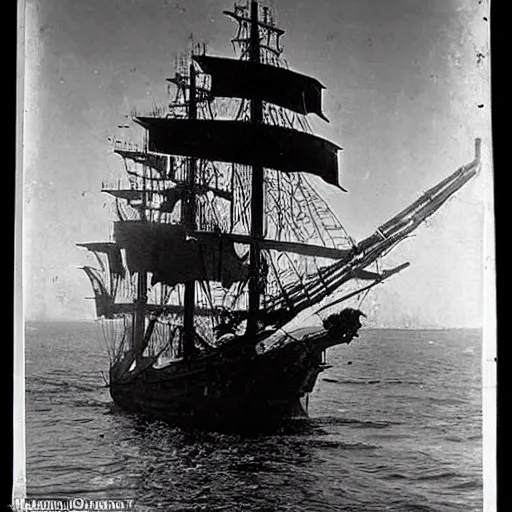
[25,323,483,512]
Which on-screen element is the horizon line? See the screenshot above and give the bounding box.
[23,318,484,331]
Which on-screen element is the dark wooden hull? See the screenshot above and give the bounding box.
[109,330,334,431]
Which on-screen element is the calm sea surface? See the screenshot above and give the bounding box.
[25,322,482,511]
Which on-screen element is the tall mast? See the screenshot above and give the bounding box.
[133,138,148,360]
[247,0,264,335]
[183,62,197,358]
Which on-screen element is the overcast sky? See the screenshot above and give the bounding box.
[22,0,491,327]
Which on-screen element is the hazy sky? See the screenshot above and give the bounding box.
[22,0,491,327]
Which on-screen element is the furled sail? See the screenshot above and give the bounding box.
[114,148,169,175]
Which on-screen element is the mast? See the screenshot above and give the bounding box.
[247,0,264,335]
[133,137,148,361]
[183,62,197,358]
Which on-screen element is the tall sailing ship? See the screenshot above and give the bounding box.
[79,1,481,429]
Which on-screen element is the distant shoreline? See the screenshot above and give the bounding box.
[23,319,483,331]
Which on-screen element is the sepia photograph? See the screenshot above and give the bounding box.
[15,0,494,510]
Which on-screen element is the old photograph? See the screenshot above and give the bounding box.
[15,0,494,510]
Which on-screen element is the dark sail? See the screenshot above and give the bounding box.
[77,242,125,277]
[114,221,249,288]
[193,55,328,120]
[135,117,341,187]
[81,266,115,318]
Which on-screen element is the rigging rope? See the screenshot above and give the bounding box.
[357,285,372,310]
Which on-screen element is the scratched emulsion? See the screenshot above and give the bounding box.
[26,322,482,512]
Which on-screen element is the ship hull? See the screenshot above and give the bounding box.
[109,330,333,431]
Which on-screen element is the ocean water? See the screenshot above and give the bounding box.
[25,322,482,511]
